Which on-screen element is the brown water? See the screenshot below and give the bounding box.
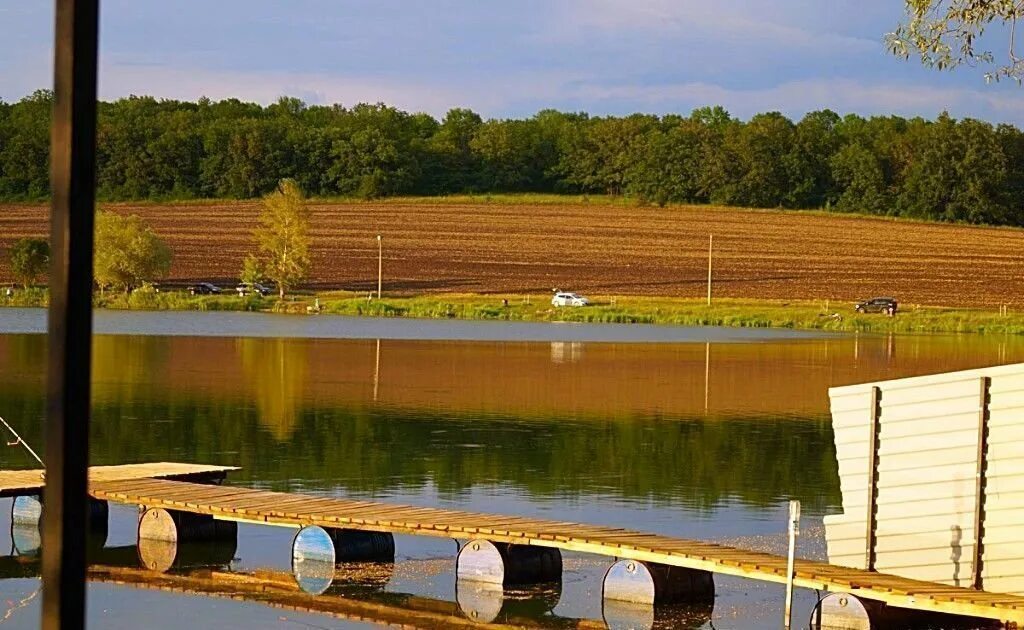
[0,312,1021,628]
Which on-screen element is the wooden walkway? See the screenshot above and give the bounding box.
[0,463,237,498]
[87,477,1024,625]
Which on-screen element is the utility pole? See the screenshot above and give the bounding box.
[706,234,713,306]
[377,234,382,300]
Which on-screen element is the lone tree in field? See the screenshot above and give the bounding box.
[94,210,172,292]
[255,178,311,298]
[889,1,1024,82]
[8,238,50,289]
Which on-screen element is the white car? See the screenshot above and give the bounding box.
[551,292,590,307]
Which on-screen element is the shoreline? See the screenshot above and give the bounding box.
[3,291,1024,336]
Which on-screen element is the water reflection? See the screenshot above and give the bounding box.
[137,538,236,573]
[456,582,561,624]
[236,337,309,440]
[2,327,1024,627]
[550,342,582,364]
[7,333,1024,423]
[0,528,619,629]
[1,332,1023,513]
[603,598,714,630]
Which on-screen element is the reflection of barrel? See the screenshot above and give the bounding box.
[455,581,561,624]
[0,544,143,579]
[293,558,334,595]
[11,522,109,560]
[602,599,714,630]
[137,537,237,573]
[11,523,41,556]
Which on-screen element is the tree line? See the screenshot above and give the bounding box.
[3,90,1024,225]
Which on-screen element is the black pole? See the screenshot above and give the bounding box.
[864,385,881,572]
[44,1,99,628]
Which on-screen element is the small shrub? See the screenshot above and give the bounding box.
[127,283,161,310]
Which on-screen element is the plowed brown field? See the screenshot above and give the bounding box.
[1,201,1021,306]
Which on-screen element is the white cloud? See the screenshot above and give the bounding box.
[95,62,580,117]
[547,0,878,54]
[93,58,1024,126]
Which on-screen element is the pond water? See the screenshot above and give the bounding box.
[0,310,1021,628]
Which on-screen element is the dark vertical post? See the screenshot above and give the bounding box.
[972,376,991,590]
[864,386,882,572]
[44,0,99,628]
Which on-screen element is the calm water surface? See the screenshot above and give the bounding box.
[0,310,1021,628]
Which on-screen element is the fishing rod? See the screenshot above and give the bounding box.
[0,415,43,467]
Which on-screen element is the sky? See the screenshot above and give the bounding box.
[3,1,1024,124]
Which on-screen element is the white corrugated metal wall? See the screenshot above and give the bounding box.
[824,363,1024,594]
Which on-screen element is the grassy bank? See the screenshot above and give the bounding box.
[4,289,1024,335]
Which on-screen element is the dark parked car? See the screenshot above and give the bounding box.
[188,282,221,295]
[854,297,897,315]
[235,282,272,297]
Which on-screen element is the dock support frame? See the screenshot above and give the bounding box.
[291,525,395,564]
[457,539,562,586]
[602,559,714,606]
[137,507,237,544]
[809,592,999,630]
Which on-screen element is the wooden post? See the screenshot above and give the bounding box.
[44,1,99,628]
[706,234,713,306]
[376,234,382,299]
[784,500,800,628]
[865,386,882,571]
[972,376,991,590]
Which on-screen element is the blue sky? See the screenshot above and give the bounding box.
[4,1,1024,124]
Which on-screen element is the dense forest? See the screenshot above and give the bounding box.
[1,90,1023,226]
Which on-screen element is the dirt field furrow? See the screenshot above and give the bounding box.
[1,201,1022,307]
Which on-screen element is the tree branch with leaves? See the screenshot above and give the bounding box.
[889,0,1024,82]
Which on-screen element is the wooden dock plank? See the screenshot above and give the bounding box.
[0,462,238,498]
[84,477,1024,625]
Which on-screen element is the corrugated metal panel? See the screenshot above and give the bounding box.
[824,363,1024,595]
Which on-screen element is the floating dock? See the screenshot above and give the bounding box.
[93,476,1024,625]
[4,463,1024,627]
